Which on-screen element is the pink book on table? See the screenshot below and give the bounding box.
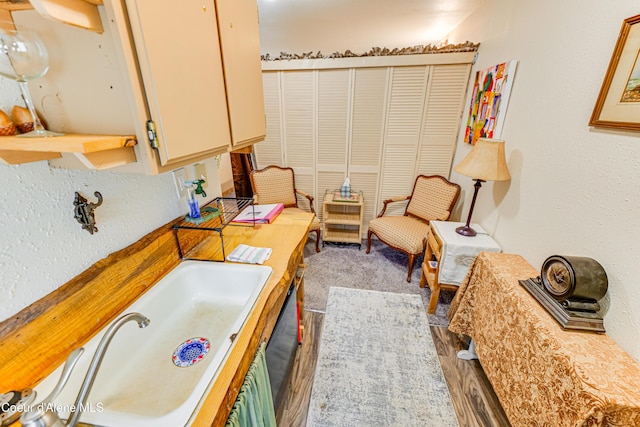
[232,203,284,224]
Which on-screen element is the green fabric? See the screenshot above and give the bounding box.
[225,342,276,427]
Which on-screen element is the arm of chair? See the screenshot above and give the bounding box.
[376,195,410,217]
[295,189,316,214]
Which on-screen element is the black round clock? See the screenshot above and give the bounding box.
[540,255,608,302]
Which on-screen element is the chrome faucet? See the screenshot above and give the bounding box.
[20,312,150,427]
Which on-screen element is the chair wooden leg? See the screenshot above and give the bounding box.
[314,229,321,252]
[365,230,373,254]
[419,268,427,289]
[427,284,441,314]
[407,254,415,283]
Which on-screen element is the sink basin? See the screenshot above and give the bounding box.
[33,261,272,426]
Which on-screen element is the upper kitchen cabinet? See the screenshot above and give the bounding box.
[123,0,232,167]
[215,0,266,149]
[2,0,265,174]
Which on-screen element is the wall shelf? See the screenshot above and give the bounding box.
[0,134,137,169]
[0,0,33,12]
[5,0,104,32]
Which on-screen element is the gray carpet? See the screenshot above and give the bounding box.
[306,287,459,427]
[303,238,453,326]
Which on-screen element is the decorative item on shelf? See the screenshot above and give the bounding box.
[73,191,103,234]
[11,105,36,134]
[260,41,481,61]
[454,138,511,236]
[183,179,207,220]
[0,24,63,137]
[0,110,16,136]
[519,255,608,332]
[192,178,206,197]
[340,177,351,198]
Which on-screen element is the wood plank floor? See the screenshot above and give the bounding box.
[277,310,511,427]
[430,326,511,427]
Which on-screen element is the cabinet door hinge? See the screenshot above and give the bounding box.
[146,120,158,149]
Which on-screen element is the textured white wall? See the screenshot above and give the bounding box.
[256,0,483,56]
[448,0,640,360]
[0,79,222,322]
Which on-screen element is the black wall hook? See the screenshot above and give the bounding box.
[74,191,103,234]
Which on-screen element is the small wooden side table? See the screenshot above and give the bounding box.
[420,220,501,314]
[322,191,364,248]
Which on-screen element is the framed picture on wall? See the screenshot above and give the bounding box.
[590,14,640,131]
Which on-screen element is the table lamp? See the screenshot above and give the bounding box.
[454,138,511,236]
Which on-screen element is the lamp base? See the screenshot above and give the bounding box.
[456,225,477,237]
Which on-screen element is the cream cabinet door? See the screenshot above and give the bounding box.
[216,0,266,148]
[125,0,231,166]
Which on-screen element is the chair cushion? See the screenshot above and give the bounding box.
[284,207,320,231]
[368,216,429,254]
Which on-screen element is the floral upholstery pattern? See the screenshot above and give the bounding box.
[448,252,640,427]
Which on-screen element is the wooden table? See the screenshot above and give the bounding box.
[188,209,313,425]
[420,221,501,314]
[448,252,640,427]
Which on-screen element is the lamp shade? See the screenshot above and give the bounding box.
[454,138,511,181]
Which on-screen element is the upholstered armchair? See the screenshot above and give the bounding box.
[250,165,321,252]
[366,175,461,282]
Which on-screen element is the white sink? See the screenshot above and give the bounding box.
[33,261,272,427]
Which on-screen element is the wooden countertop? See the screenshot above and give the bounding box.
[188,209,313,426]
[0,208,313,427]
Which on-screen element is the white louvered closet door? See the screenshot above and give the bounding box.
[315,69,351,222]
[256,71,284,167]
[378,66,430,216]
[417,64,472,176]
[349,67,388,229]
[281,71,316,211]
[256,59,472,236]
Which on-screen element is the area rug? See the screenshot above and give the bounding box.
[303,238,453,326]
[306,287,459,427]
